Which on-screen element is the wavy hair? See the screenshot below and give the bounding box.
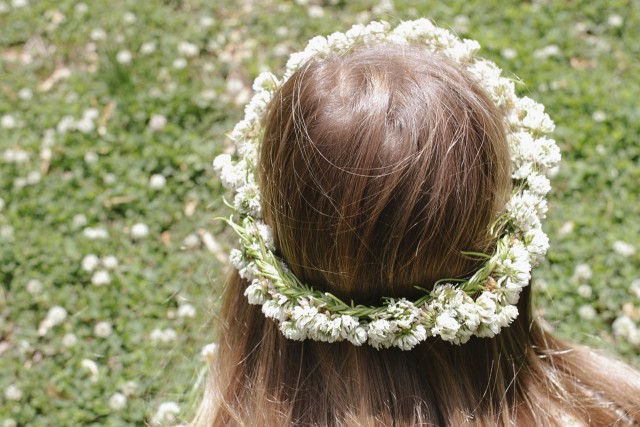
[194,45,640,426]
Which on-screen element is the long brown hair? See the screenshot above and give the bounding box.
[195,45,640,426]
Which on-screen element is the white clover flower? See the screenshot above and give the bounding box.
[393,324,427,350]
[81,359,99,382]
[91,270,111,286]
[200,343,218,362]
[3,419,17,427]
[4,385,22,401]
[432,311,461,342]
[307,5,324,18]
[577,284,592,298]
[177,303,196,318]
[26,278,43,294]
[607,14,623,28]
[252,72,279,92]
[140,41,157,55]
[523,227,549,266]
[148,114,167,132]
[261,299,288,321]
[280,321,306,341]
[513,96,555,133]
[83,226,108,239]
[76,117,94,133]
[84,151,98,165]
[120,381,138,396]
[572,263,592,282]
[234,183,261,216]
[178,41,199,58]
[90,28,107,41]
[82,254,100,272]
[501,47,517,60]
[1,114,16,129]
[102,255,118,270]
[94,321,113,338]
[506,193,542,233]
[527,173,551,196]
[172,57,187,69]
[613,240,636,257]
[122,11,136,24]
[367,319,394,349]
[150,328,177,344]
[612,316,640,346]
[73,213,88,228]
[244,279,269,305]
[109,392,127,410]
[49,306,67,323]
[62,333,77,347]
[18,87,33,100]
[131,223,149,240]
[149,173,166,189]
[151,402,180,426]
[578,305,596,320]
[592,110,607,122]
[116,50,133,64]
[533,44,561,60]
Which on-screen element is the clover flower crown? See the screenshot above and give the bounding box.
[213,19,560,350]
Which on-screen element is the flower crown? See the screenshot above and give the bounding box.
[213,19,560,350]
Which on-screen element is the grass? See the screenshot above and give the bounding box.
[0,0,638,425]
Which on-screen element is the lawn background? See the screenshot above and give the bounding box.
[1,0,638,425]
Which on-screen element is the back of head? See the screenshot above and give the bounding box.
[261,45,511,302]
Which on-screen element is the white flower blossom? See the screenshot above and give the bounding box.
[149,173,166,190]
[140,41,157,55]
[81,359,99,382]
[131,223,149,240]
[149,114,167,132]
[151,402,180,426]
[4,385,22,401]
[116,50,132,64]
[613,240,636,257]
[26,279,43,294]
[572,264,592,282]
[82,254,100,272]
[200,343,218,362]
[109,392,127,410]
[83,226,108,239]
[612,316,640,346]
[91,270,111,286]
[177,303,196,318]
[578,305,596,320]
[102,255,118,270]
[94,321,113,338]
[178,41,199,58]
[62,333,77,347]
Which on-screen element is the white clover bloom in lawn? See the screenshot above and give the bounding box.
[76,117,94,133]
[84,151,98,165]
[577,284,592,298]
[26,278,42,294]
[178,41,199,57]
[102,255,118,270]
[592,110,607,122]
[74,2,87,14]
[151,402,180,426]
[173,57,187,69]
[150,328,177,344]
[38,305,67,335]
[177,303,196,318]
[4,385,22,401]
[62,333,77,347]
[81,359,99,382]
[578,304,596,320]
[3,419,17,427]
[90,27,106,41]
[149,173,166,189]
[612,315,640,346]
[572,263,592,282]
[82,254,100,272]
[12,0,28,8]
[201,343,218,362]
[613,240,636,257]
[1,114,16,129]
[73,213,88,228]
[0,2,8,14]
[307,5,324,18]
[91,270,111,286]
[131,222,150,240]
[120,381,138,396]
[94,321,113,338]
[116,50,133,64]
[607,14,623,28]
[122,11,136,24]
[17,87,32,100]
[140,41,157,55]
[149,114,167,131]
[109,392,127,410]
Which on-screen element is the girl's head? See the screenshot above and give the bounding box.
[260,44,511,302]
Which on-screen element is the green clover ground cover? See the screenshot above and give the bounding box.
[1,0,638,425]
